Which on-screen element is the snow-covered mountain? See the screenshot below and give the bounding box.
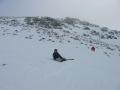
[0,17,120,90]
[0,17,120,57]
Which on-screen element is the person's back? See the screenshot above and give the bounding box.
[91,46,95,52]
[53,49,66,62]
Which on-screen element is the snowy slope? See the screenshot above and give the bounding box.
[0,17,120,90]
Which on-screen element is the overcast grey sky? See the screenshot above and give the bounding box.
[0,0,120,30]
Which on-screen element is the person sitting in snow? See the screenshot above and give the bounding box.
[53,49,66,62]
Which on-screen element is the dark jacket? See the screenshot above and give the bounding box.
[53,51,63,60]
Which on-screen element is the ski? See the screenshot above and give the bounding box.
[65,59,74,60]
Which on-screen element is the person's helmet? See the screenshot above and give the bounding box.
[54,49,58,52]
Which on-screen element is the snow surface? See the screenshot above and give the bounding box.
[0,17,120,90]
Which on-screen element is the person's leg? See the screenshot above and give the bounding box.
[61,58,66,61]
[56,58,63,62]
